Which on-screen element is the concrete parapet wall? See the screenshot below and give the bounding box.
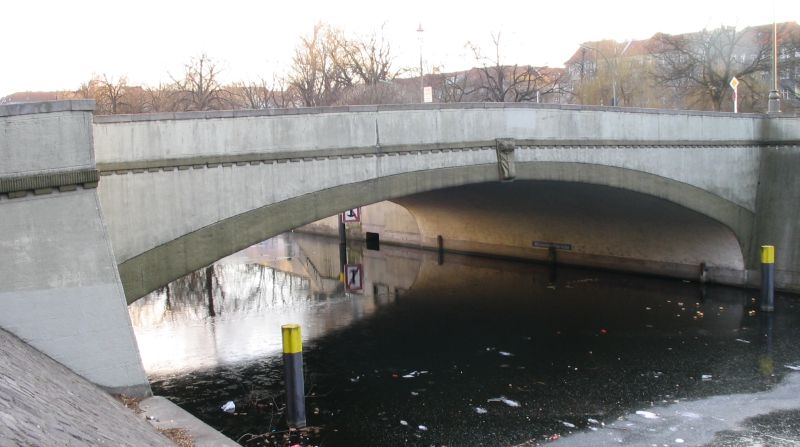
[93,105,784,165]
[1,100,95,176]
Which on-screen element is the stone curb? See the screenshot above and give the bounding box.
[139,396,241,446]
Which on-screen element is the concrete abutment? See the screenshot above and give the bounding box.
[0,101,151,395]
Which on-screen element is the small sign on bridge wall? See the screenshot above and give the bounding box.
[345,264,364,292]
[342,208,361,223]
[533,241,573,251]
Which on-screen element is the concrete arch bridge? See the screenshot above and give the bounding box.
[2,100,798,395]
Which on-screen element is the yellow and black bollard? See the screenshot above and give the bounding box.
[761,245,775,312]
[281,324,306,428]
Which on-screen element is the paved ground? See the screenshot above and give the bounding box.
[552,373,800,447]
[0,328,173,446]
[140,396,239,446]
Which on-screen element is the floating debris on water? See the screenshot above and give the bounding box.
[498,351,514,357]
[487,396,521,407]
[474,407,488,414]
[735,339,751,344]
[635,410,659,419]
[560,421,576,428]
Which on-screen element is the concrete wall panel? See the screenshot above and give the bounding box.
[0,190,150,395]
[1,111,94,176]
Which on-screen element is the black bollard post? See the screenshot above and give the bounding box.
[761,245,775,312]
[338,216,347,283]
[437,235,444,265]
[282,324,306,428]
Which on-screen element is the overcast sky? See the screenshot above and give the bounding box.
[2,0,797,97]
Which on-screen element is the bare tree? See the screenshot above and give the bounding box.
[466,33,566,102]
[232,74,298,109]
[649,26,771,111]
[142,83,175,113]
[342,27,399,86]
[234,79,272,109]
[289,23,350,106]
[171,54,229,111]
[96,75,128,114]
[436,72,468,103]
[269,75,297,108]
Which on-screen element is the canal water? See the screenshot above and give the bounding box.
[128,232,800,446]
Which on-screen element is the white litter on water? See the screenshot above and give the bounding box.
[636,410,659,419]
[418,425,428,431]
[474,407,488,414]
[735,338,751,344]
[590,427,598,431]
[587,418,600,424]
[561,421,576,428]
[221,401,235,413]
[400,420,408,426]
[675,439,685,443]
[402,370,428,378]
[701,374,713,381]
[679,412,701,419]
[487,396,521,407]
[498,351,514,357]
[785,364,800,371]
[411,391,419,396]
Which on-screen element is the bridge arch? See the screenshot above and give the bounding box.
[117,161,753,303]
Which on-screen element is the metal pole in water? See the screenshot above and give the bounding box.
[338,215,347,282]
[282,324,306,428]
[437,235,444,265]
[761,245,775,312]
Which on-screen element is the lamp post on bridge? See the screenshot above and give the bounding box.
[580,41,630,107]
[767,18,781,113]
[417,23,425,103]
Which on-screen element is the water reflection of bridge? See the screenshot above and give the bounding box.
[128,231,754,376]
[128,233,419,375]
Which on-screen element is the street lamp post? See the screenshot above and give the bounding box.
[417,23,425,103]
[767,19,781,113]
[580,41,630,107]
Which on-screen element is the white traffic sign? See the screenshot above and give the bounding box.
[342,208,361,223]
[730,77,739,113]
[345,264,363,292]
[423,86,433,103]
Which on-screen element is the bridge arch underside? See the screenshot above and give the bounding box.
[117,162,753,303]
